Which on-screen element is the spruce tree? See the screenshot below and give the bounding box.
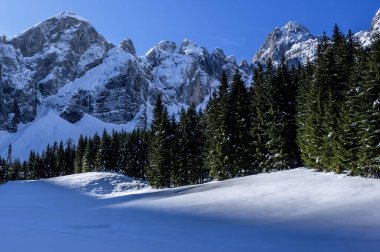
[64,139,75,175]
[356,37,380,177]
[176,104,206,185]
[5,144,12,180]
[74,135,86,173]
[147,95,172,188]
[206,71,234,180]
[96,129,112,171]
[56,141,65,175]
[249,64,267,173]
[229,70,251,175]
[82,137,95,173]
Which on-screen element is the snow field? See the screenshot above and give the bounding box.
[1,168,380,251]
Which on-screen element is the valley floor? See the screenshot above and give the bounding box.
[0,168,380,252]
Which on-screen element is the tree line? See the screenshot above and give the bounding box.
[0,25,379,186]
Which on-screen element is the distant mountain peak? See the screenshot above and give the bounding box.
[52,11,89,22]
[371,8,380,33]
[355,8,380,47]
[252,21,315,66]
[156,40,177,53]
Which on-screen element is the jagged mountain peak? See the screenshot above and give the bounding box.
[239,59,249,68]
[180,38,195,47]
[355,8,380,47]
[282,21,311,32]
[14,11,91,41]
[10,10,109,58]
[52,11,89,22]
[120,38,136,56]
[371,8,380,33]
[211,47,226,58]
[253,20,315,66]
[156,40,177,53]
[179,39,207,57]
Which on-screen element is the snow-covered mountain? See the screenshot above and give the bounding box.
[253,8,380,66]
[0,12,251,133]
[252,21,318,66]
[1,9,379,159]
[354,8,380,47]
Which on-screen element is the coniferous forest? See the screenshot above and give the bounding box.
[0,26,379,188]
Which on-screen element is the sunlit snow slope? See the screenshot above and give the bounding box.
[0,168,380,252]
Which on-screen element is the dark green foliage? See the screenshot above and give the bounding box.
[95,129,112,171]
[229,71,251,176]
[64,139,75,175]
[297,27,380,177]
[205,72,234,180]
[82,136,96,172]
[250,59,300,172]
[176,104,206,185]
[1,24,378,186]
[355,37,380,177]
[119,129,148,179]
[74,135,86,173]
[146,95,174,188]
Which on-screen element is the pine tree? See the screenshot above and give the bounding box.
[64,139,75,175]
[176,104,206,185]
[56,141,65,175]
[206,71,234,180]
[298,32,332,170]
[74,135,86,173]
[356,37,380,177]
[250,60,280,172]
[229,70,251,175]
[147,95,172,188]
[5,143,12,180]
[127,129,148,179]
[43,144,56,177]
[82,134,99,173]
[249,63,268,173]
[0,155,7,183]
[109,130,120,171]
[9,159,21,180]
[96,129,112,171]
[297,62,323,168]
[334,42,365,174]
[174,107,188,186]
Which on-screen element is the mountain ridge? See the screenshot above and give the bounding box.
[0,9,379,159]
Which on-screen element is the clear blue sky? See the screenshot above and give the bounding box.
[0,0,378,62]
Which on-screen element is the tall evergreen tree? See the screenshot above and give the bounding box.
[206,71,234,180]
[74,135,86,173]
[64,139,75,175]
[56,141,65,175]
[96,129,112,171]
[147,95,172,188]
[229,70,251,175]
[176,104,206,185]
[120,129,148,179]
[356,37,380,177]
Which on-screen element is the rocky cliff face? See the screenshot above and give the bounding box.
[0,12,113,132]
[253,9,380,67]
[0,12,252,132]
[252,21,318,66]
[1,9,379,134]
[354,9,380,47]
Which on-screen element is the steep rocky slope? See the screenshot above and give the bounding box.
[0,12,252,133]
[1,9,379,159]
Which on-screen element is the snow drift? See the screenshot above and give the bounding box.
[0,168,379,252]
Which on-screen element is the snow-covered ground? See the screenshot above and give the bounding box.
[1,168,380,252]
